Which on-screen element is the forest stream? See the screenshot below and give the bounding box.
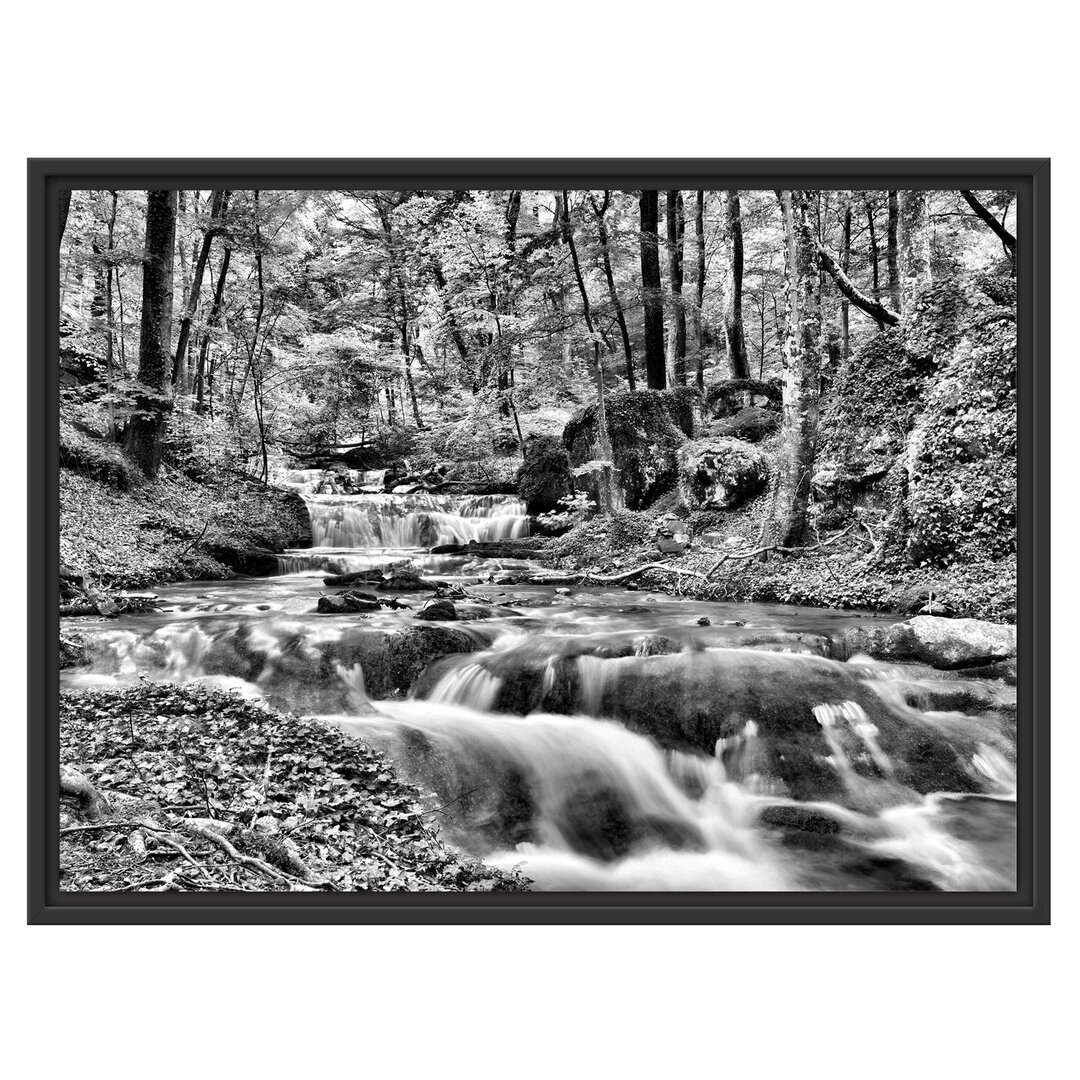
[60,483,1017,892]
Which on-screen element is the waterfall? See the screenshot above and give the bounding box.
[282,491,529,562]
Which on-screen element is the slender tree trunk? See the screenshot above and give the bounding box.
[196,247,230,415]
[886,191,902,313]
[665,191,687,385]
[429,260,473,384]
[722,191,750,379]
[172,190,229,386]
[564,192,615,513]
[591,191,635,390]
[58,190,72,251]
[837,221,851,355]
[115,266,127,371]
[693,190,708,388]
[772,190,822,548]
[639,191,666,389]
[104,191,118,437]
[126,190,177,477]
[899,190,932,307]
[865,197,884,331]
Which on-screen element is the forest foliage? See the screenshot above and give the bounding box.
[59,188,1015,482]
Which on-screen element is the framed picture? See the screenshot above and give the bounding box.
[29,158,1049,924]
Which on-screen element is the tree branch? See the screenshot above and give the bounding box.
[816,240,900,326]
[959,191,1016,252]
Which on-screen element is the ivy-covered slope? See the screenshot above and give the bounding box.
[817,273,1016,567]
[60,462,310,591]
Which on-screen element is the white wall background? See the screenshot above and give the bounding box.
[2,4,1072,1076]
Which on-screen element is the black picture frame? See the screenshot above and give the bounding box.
[29,158,1051,925]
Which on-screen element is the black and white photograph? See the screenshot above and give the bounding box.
[48,181,1029,898]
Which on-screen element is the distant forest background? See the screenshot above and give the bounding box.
[57,188,1016,491]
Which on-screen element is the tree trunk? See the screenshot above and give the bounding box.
[172,190,230,387]
[865,197,884,331]
[104,191,119,437]
[886,191,902,313]
[899,190,932,307]
[58,190,72,251]
[840,195,852,359]
[565,192,615,513]
[639,190,666,389]
[591,191,634,390]
[772,191,822,548]
[196,247,230,415]
[665,191,687,385]
[722,191,750,379]
[693,190,708,388]
[125,190,177,478]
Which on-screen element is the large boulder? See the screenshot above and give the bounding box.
[679,437,769,510]
[563,389,695,510]
[840,615,1016,671]
[515,435,572,516]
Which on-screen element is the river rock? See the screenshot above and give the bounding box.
[324,568,388,587]
[385,625,482,694]
[317,590,382,614]
[379,570,427,592]
[415,598,458,621]
[59,631,89,669]
[841,615,1016,670]
[678,436,769,510]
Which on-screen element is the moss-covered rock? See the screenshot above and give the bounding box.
[839,615,1016,670]
[515,434,572,515]
[712,406,780,443]
[679,437,769,510]
[563,389,691,510]
[814,328,928,510]
[384,625,482,694]
[705,378,782,419]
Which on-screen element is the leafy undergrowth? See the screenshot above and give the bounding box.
[60,684,529,893]
[60,465,310,591]
[552,508,1015,622]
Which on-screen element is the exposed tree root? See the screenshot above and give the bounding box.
[60,766,110,821]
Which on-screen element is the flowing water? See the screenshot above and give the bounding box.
[61,489,1018,892]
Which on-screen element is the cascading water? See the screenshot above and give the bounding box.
[275,488,529,573]
[60,480,1018,892]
